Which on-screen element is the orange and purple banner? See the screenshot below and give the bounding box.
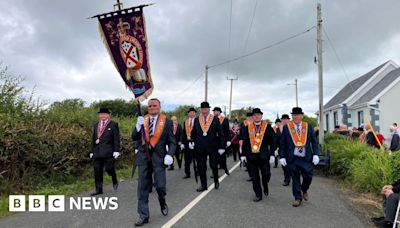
[97,6,153,101]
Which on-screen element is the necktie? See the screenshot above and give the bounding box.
[190,119,193,128]
[149,118,155,136]
[297,125,303,154]
[102,120,106,128]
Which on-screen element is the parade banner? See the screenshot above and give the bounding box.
[96,6,153,101]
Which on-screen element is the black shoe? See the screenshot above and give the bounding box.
[196,186,207,192]
[246,178,253,182]
[264,186,269,197]
[225,169,230,175]
[210,175,214,179]
[113,183,118,191]
[182,175,191,179]
[161,203,168,216]
[373,219,393,228]
[90,190,103,196]
[168,167,174,171]
[273,165,277,168]
[253,196,262,202]
[282,181,290,186]
[371,216,385,223]
[135,217,149,226]
[215,181,220,190]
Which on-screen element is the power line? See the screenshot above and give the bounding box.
[177,73,204,96]
[209,26,316,69]
[323,27,355,92]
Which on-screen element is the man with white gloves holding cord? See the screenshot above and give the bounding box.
[131,98,176,226]
[279,107,320,207]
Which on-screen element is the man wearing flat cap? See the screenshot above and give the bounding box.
[279,107,320,207]
[190,101,226,192]
[241,108,276,202]
[89,108,121,196]
[213,106,231,176]
[181,107,197,179]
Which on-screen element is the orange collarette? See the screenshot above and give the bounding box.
[248,121,267,153]
[288,121,308,147]
[144,114,167,147]
[185,118,194,140]
[199,114,213,136]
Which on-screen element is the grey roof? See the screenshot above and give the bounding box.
[351,67,400,106]
[324,61,388,109]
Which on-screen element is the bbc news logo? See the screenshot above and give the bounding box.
[9,195,118,212]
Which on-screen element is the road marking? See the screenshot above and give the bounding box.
[161,161,241,228]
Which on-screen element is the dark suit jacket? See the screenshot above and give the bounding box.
[173,124,183,145]
[191,115,225,154]
[220,117,231,143]
[182,119,194,147]
[279,122,319,163]
[91,120,120,159]
[390,134,400,151]
[242,123,276,160]
[132,116,176,166]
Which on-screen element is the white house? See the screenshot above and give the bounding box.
[321,60,400,144]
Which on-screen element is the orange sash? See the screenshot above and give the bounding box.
[184,118,194,140]
[244,119,249,127]
[199,114,214,136]
[144,114,167,147]
[288,121,308,147]
[218,116,225,124]
[248,121,267,153]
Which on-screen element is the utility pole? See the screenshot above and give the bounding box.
[317,3,324,144]
[227,76,238,119]
[205,65,209,101]
[287,79,299,107]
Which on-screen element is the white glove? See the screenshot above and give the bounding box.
[113,152,120,159]
[90,153,93,159]
[164,154,173,166]
[226,141,231,148]
[239,148,243,154]
[136,116,145,131]
[180,144,185,150]
[280,158,287,167]
[218,149,225,155]
[166,145,169,151]
[240,156,247,163]
[274,150,279,156]
[189,142,195,150]
[269,156,275,165]
[313,155,320,165]
[134,149,138,154]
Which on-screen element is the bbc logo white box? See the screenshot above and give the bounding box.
[48,195,65,212]
[29,195,45,212]
[9,195,26,212]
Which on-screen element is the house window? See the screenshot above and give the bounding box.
[358,111,364,127]
[325,114,329,131]
[334,111,339,126]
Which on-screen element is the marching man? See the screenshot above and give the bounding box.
[132,98,176,226]
[239,112,254,181]
[191,102,226,192]
[90,107,121,196]
[241,108,276,202]
[181,107,197,179]
[279,107,319,207]
[213,107,231,176]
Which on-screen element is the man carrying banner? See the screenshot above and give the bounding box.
[90,108,121,196]
[191,101,226,192]
[132,98,176,226]
[279,107,320,207]
[241,108,276,202]
[181,107,197,179]
[213,107,231,176]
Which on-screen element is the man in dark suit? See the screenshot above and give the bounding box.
[213,107,231,176]
[132,98,176,226]
[239,112,254,182]
[168,116,183,170]
[191,101,226,192]
[90,108,121,196]
[181,107,197,179]
[280,114,291,186]
[241,108,276,202]
[279,107,320,207]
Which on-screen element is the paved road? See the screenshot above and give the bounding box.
[0,158,366,228]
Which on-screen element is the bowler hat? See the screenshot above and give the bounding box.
[98,108,111,114]
[252,108,263,115]
[281,114,290,120]
[187,107,197,113]
[212,107,222,112]
[200,101,210,108]
[291,107,304,115]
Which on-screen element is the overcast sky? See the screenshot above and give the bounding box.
[1,0,400,119]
